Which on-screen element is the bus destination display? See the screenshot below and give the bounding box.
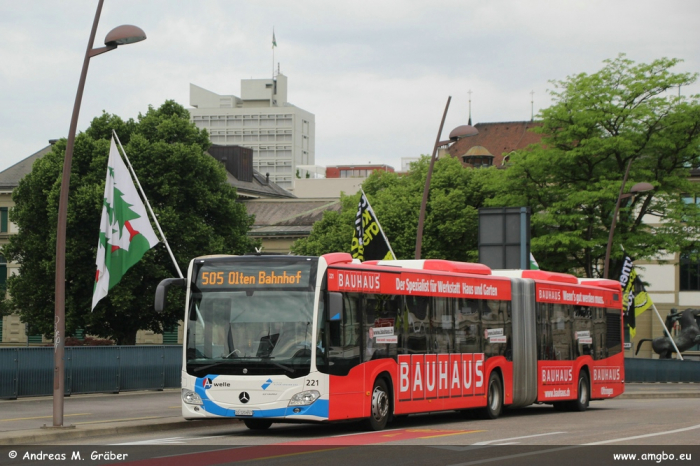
[196,262,313,289]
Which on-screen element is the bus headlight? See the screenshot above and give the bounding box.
[182,389,203,405]
[288,390,320,406]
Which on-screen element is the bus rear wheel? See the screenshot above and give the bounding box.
[365,378,390,431]
[244,419,273,430]
[571,371,590,412]
[478,372,503,419]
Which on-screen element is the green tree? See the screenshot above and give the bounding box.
[487,55,700,277]
[2,101,258,344]
[292,156,502,261]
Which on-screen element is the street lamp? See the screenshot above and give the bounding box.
[52,0,146,428]
[415,97,478,259]
[602,159,654,279]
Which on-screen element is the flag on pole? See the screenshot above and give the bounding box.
[272,30,277,48]
[618,253,653,338]
[92,138,159,310]
[351,191,396,262]
[530,253,539,270]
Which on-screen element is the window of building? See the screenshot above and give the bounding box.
[163,326,179,345]
[1,207,8,233]
[680,251,700,291]
[0,255,5,285]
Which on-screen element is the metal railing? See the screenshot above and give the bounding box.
[625,357,700,383]
[1,349,695,399]
[0,346,182,399]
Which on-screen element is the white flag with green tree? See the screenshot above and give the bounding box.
[92,138,159,310]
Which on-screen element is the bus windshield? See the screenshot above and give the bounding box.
[185,257,318,378]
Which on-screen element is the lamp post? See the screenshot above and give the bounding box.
[52,0,146,428]
[602,159,654,279]
[415,97,478,259]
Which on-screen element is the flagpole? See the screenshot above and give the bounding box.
[650,304,684,360]
[112,131,183,279]
[271,28,275,108]
[361,188,396,260]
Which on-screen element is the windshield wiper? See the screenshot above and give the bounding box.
[190,361,237,373]
[260,356,294,373]
[190,357,295,374]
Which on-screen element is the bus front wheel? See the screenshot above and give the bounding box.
[478,372,503,420]
[365,378,390,431]
[244,419,273,430]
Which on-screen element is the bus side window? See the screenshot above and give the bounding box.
[364,294,400,361]
[573,305,593,357]
[432,297,453,353]
[550,303,572,360]
[605,307,622,357]
[405,296,430,354]
[537,303,554,360]
[483,300,510,359]
[456,298,481,354]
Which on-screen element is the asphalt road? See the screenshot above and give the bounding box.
[2,385,699,465]
[47,396,700,446]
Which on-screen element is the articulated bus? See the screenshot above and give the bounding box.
[155,252,624,431]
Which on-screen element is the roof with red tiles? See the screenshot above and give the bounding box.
[447,121,543,167]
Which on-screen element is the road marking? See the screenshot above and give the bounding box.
[279,428,481,446]
[445,424,700,465]
[584,423,700,445]
[331,427,403,438]
[114,435,226,445]
[420,430,485,439]
[472,432,567,445]
[74,415,173,425]
[168,406,180,409]
[447,446,580,466]
[0,413,91,422]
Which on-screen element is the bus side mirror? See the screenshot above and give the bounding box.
[327,292,343,322]
[154,278,186,313]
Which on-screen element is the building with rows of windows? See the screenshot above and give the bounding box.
[188,73,314,190]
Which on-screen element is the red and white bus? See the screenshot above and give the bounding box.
[155,252,624,431]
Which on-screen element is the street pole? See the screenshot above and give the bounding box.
[415,96,451,260]
[52,0,106,428]
[51,1,146,428]
[603,159,632,279]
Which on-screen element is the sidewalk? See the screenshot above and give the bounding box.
[0,383,696,445]
[0,389,239,446]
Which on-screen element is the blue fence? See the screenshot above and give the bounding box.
[0,346,182,400]
[0,349,695,399]
[625,357,700,383]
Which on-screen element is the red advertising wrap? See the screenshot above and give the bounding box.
[327,267,512,300]
[535,283,618,308]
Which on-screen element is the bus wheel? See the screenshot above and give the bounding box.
[479,373,503,419]
[572,371,590,412]
[244,419,273,430]
[365,378,390,431]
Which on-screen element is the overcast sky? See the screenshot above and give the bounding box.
[1,0,699,173]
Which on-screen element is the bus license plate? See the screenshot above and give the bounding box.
[235,409,253,416]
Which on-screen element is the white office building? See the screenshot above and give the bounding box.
[189,73,315,189]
